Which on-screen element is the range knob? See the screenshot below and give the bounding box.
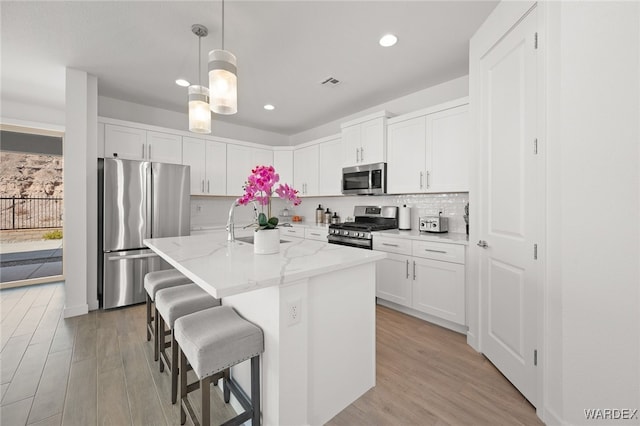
[343,230,349,236]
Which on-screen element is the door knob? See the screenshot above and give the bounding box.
[477,240,488,248]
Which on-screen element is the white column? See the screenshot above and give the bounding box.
[63,68,98,317]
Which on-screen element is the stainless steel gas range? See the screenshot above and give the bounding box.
[328,206,398,250]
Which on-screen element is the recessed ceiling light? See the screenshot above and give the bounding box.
[264,104,275,111]
[379,34,398,47]
[175,79,190,87]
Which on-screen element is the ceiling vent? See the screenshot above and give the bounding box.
[320,76,341,86]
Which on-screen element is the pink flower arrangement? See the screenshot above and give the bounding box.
[238,165,301,230]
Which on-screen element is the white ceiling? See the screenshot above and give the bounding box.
[1,1,498,135]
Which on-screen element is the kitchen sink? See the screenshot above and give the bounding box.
[235,236,290,244]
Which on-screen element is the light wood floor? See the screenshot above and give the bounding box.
[1,282,542,425]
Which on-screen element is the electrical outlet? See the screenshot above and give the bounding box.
[287,298,301,326]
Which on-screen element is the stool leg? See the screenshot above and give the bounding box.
[171,330,178,404]
[180,347,187,425]
[146,295,152,341]
[201,376,211,426]
[154,307,160,362]
[251,356,261,426]
[223,368,230,403]
[158,315,165,373]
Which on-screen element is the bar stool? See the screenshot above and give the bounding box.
[175,306,264,426]
[143,269,192,362]
[155,284,221,403]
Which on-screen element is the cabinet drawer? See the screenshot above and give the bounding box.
[304,228,328,242]
[281,227,304,239]
[373,236,412,255]
[412,241,465,264]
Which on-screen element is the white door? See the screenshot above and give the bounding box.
[478,8,538,405]
[182,136,206,195]
[293,145,319,196]
[360,117,385,164]
[104,124,146,160]
[318,138,342,195]
[147,131,182,164]
[387,116,426,194]
[273,150,294,187]
[205,141,226,195]
[341,125,361,166]
[376,254,412,307]
[227,144,252,196]
[412,257,465,325]
[252,147,274,169]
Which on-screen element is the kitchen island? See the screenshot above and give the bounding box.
[144,232,386,426]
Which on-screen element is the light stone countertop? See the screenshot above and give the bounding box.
[144,233,386,299]
[372,229,469,245]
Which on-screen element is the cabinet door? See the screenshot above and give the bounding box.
[412,258,465,325]
[147,131,182,164]
[273,150,294,186]
[387,116,426,194]
[205,141,227,195]
[104,124,147,160]
[318,138,342,195]
[293,145,319,196]
[341,125,361,167]
[227,144,252,196]
[182,137,207,195]
[426,104,470,192]
[252,148,274,169]
[360,117,385,164]
[376,253,412,307]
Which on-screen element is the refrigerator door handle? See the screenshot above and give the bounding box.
[145,162,152,239]
[107,252,159,261]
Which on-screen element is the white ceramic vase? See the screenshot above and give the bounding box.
[253,229,280,255]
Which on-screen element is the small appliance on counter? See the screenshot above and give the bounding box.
[419,213,449,233]
[398,204,411,230]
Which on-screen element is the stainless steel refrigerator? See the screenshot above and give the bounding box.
[98,158,190,309]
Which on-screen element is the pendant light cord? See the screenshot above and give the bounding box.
[198,35,202,86]
[221,0,225,50]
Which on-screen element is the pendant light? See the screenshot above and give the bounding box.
[208,0,237,115]
[189,24,211,134]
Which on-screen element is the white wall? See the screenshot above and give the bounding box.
[63,69,98,317]
[98,96,287,146]
[0,99,65,129]
[547,2,640,424]
[290,76,469,144]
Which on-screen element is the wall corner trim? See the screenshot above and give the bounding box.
[63,303,89,318]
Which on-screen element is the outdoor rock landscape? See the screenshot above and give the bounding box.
[0,151,63,198]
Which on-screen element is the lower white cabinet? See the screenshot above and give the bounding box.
[375,237,466,327]
[304,227,328,242]
[412,257,465,325]
[280,227,305,239]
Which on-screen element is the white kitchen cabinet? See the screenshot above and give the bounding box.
[293,144,319,196]
[387,100,469,194]
[227,145,274,196]
[182,137,226,195]
[104,125,182,164]
[280,226,304,239]
[273,150,294,186]
[146,131,182,164]
[376,253,413,307]
[412,257,465,325]
[104,124,147,160]
[318,137,342,195]
[341,112,387,167]
[304,227,329,242]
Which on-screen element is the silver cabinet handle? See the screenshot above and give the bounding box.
[201,180,205,192]
[310,233,321,236]
[426,171,430,188]
[142,144,145,158]
[406,259,409,279]
[287,229,296,233]
[148,144,151,159]
[477,240,488,248]
[382,243,399,247]
[207,180,210,193]
[419,172,424,189]
[424,248,447,254]
[355,148,359,163]
[360,147,364,162]
[413,261,416,280]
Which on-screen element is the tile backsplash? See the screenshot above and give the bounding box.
[191,193,469,234]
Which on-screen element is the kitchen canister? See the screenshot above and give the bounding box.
[315,204,323,224]
[398,204,411,230]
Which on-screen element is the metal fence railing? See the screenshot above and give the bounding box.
[0,197,63,230]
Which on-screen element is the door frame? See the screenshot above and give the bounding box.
[468,0,548,421]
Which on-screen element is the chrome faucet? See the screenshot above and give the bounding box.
[226,199,259,242]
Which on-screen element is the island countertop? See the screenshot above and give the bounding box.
[144,233,386,299]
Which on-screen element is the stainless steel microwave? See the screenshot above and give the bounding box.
[342,162,387,195]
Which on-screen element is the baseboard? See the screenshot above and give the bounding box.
[0,275,64,290]
[466,330,480,352]
[544,406,566,426]
[376,299,468,335]
[63,303,89,318]
[88,299,99,311]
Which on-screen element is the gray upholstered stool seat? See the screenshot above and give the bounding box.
[175,306,264,426]
[144,269,192,349]
[155,284,220,404]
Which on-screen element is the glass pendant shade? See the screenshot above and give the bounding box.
[188,85,211,134]
[208,49,237,115]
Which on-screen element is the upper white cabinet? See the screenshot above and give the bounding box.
[294,144,319,196]
[273,149,294,187]
[387,99,469,194]
[227,145,274,196]
[341,112,388,167]
[182,137,226,196]
[104,124,182,164]
[318,137,342,195]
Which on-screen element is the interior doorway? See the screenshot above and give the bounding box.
[0,125,64,289]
